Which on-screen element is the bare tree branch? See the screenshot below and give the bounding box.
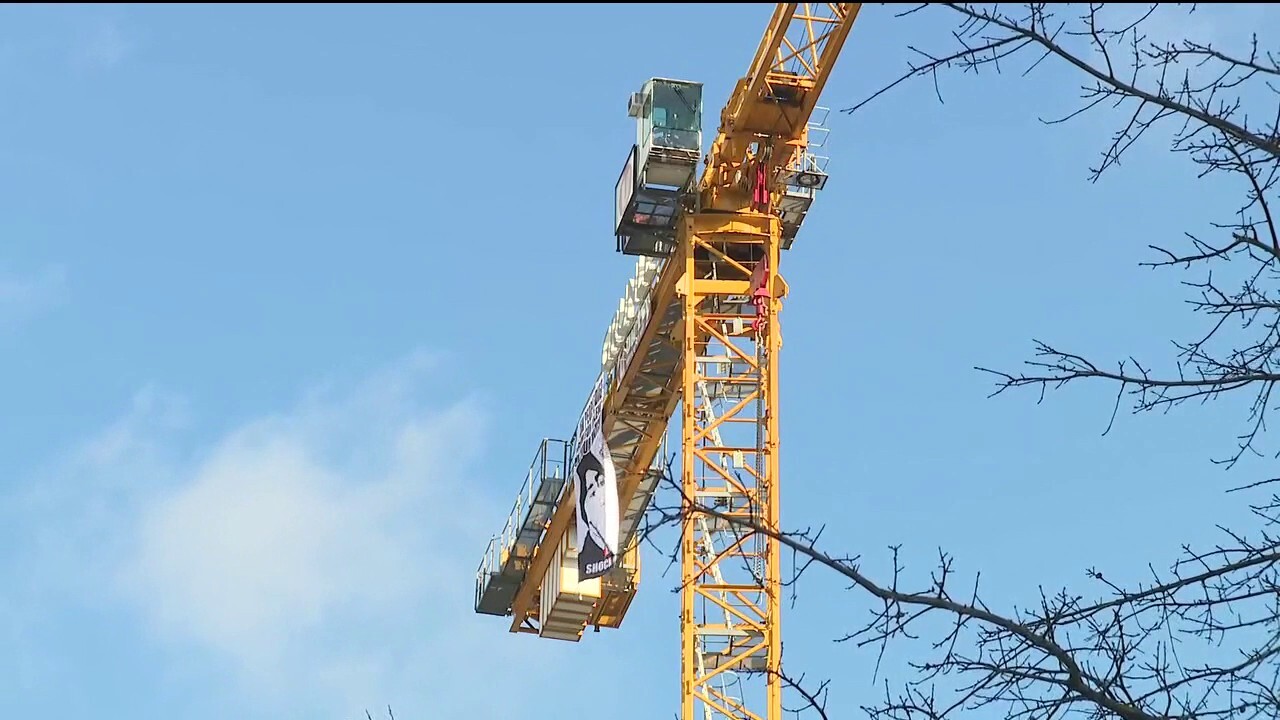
[845,3,1280,467]
[645,471,1280,720]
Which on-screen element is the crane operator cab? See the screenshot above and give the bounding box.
[614,78,703,258]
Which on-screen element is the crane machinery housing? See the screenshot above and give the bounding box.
[473,5,862,719]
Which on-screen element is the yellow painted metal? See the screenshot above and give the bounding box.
[493,6,863,708]
[700,3,861,213]
[764,226,784,719]
[681,229,698,720]
[680,211,784,720]
[672,7,862,712]
[672,6,859,706]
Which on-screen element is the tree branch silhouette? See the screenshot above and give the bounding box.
[845,3,1280,467]
[644,469,1280,720]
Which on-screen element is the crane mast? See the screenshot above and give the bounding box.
[473,5,862,719]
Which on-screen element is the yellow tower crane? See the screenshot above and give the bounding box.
[473,5,862,718]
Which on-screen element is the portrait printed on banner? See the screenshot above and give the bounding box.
[574,430,619,580]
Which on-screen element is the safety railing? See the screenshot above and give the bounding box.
[474,438,570,615]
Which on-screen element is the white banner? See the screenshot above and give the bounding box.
[573,374,620,580]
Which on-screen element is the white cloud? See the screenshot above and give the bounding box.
[119,352,493,697]
[5,350,570,717]
[0,265,66,327]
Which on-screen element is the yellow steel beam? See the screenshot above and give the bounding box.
[700,3,862,213]
[680,210,784,720]
[764,215,784,719]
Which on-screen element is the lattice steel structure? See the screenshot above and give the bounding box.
[474,6,863,719]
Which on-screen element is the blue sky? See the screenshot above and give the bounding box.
[1,4,1276,719]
